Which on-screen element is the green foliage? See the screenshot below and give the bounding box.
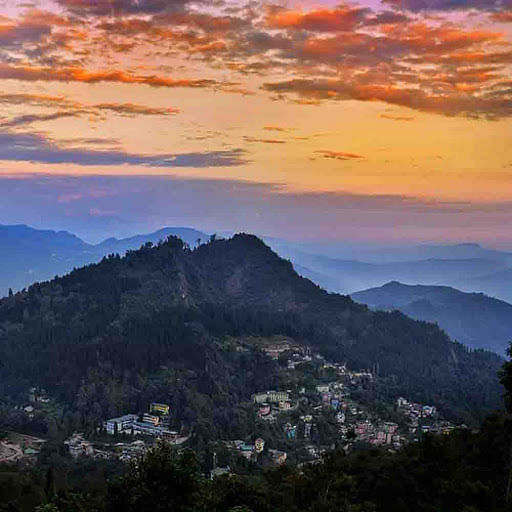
[106,445,202,512]
[500,344,512,412]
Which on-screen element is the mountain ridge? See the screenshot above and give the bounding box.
[0,224,209,296]
[352,281,512,354]
[2,223,512,303]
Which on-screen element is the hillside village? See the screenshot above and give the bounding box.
[52,336,459,469]
[1,335,459,469]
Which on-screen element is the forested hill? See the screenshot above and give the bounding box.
[0,234,504,428]
[352,281,512,355]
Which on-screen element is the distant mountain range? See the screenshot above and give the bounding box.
[0,224,208,296]
[2,223,512,305]
[265,238,512,264]
[352,281,512,355]
[270,243,512,303]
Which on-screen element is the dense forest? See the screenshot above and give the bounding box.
[0,234,504,440]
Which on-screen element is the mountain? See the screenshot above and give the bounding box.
[96,227,207,253]
[273,245,508,295]
[269,240,512,301]
[266,238,512,264]
[3,223,512,304]
[352,282,512,355]
[467,268,512,304]
[0,234,503,431]
[266,238,512,301]
[0,224,94,296]
[291,263,337,292]
[400,242,512,264]
[0,224,208,296]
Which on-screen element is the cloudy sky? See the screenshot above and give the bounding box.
[0,0,511,245]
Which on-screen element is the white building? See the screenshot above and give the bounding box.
[105,414,139,435]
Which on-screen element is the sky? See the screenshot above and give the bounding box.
[0,0,511,246]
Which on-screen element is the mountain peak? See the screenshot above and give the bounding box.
[455,242,482,248]
[384,280,403,287]
[230,232,272,249]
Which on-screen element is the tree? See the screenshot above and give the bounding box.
[106,443,202,512]
[501,344,512,411]
[44,468,55,500]
[346,428,357,441]
[500,344,512,507]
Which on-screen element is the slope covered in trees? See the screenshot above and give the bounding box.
[0,235,504,432]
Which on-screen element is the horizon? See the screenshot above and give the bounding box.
[3,220,512,252]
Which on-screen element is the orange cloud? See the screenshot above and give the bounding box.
[1,111,80,128]
[94,103,180,116]
[96,17,230,55]
[265,5,369,32]
[57,0,193,16]
[490,10,512,21]
[1,0,511,121]
[155,12,250,34]
[0,92,181,128]
[0,93,179,115]
[418,49,512,65]
[263,126,290,132]
[263,78,512,119]
[243,136,287,144]
[0,8,83,60]
[383,0,508,11]
[380,114,415,121]
[0,63,220,89]
[315,150,364,160]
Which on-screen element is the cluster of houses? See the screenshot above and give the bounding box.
[246,339,463,460]
[223,437,266,461]
[260,340,372,383]
[104,402,180,439]
[28,387,51,404]
[115,440,148,462]
[13,387,53,422]
[65,433,94,458]
[64,432,150,462]
[65,341,458,467]
[350,420,401,446]
[222,437,288,467]
[314,383,348,413]
[260,339,307,360]
[396,397,455,435]
[253,390,293,422]
[397,397,437,419]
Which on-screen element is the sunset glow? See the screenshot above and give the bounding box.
[0,0,511,243]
